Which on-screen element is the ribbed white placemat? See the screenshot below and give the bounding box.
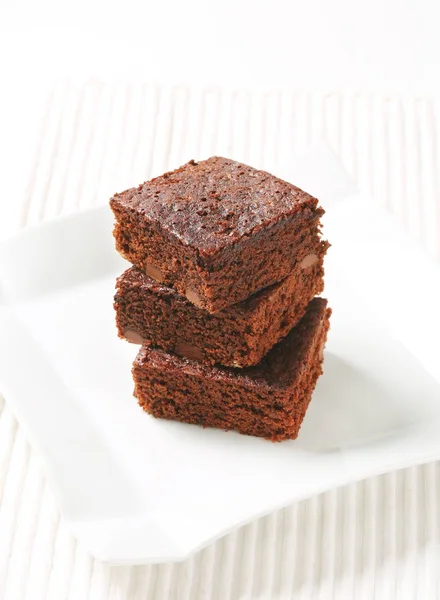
[1,84,440,599]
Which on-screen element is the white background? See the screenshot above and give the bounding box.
[2,0,440,238]
[0,0,439,241]
[1,0,440,93]
[1,2,440,599]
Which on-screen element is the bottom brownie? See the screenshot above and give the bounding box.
[132,298,331,442]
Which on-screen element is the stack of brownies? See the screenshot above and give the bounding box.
[110,157,331,441]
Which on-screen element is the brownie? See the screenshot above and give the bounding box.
[114,240,327,367]
[132,298,331,441]
[110,157,326,313]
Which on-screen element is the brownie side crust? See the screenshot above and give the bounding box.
[132,298,332,441]
[110,157,326,313]
[115,238,326,366]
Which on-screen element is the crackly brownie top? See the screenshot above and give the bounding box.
[135,298,329,389]
[110,157,319,253]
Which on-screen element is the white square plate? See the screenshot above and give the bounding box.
[1,194,440,564]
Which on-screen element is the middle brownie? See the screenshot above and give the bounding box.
[114,251,325,368]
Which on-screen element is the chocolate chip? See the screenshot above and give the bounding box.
[299,253,318,269]
[145,262,165,282]
[174,341,204,361]
[124,329,144,344]
[186,287,204,308]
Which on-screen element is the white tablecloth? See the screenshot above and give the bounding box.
[1,84,440,599]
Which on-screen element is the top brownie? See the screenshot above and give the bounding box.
[110,157,325,313]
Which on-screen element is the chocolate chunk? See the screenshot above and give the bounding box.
[145,262,165,282]
[299,253,318,269]
[185,288,204,308]
[174,341,204,362]
[124,329,144,344]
